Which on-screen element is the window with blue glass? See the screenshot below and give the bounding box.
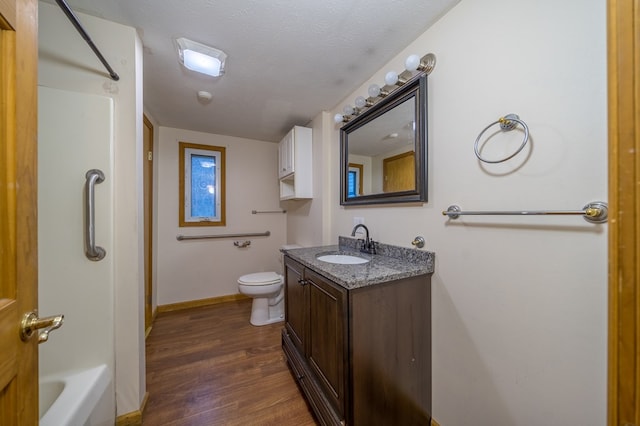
[347,170,357,198]
[347,163,362,197]
[179,142,226,226]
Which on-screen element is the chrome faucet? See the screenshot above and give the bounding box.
[351,224,376,254]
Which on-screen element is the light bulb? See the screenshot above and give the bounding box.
[368,84,388,98]
[405,54,421,72]
[334,113,344,124]
[343,105,354,115]
[385,71,399,86]
[355,96,367,109]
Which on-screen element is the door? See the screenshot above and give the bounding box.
[383,151,415,192]
[0,0,39,424]
[607,1,640,424]
[143,115,154,333]
[306,269,347,418]
[284,257,306,353]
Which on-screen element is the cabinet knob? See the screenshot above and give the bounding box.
[297,279,307,286]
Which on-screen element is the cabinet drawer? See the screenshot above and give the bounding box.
[282,329,305,381]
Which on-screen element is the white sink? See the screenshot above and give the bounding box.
[316,254,369,265]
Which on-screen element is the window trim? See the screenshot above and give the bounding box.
[179,141,226,227]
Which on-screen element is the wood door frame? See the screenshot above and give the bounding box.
[607,0,640,424]
[143,114,154,334]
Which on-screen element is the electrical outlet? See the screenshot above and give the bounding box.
[353,217,364,227]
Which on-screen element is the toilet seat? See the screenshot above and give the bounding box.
[238,272,282,286]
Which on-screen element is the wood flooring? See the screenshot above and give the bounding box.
[143,299,318,426]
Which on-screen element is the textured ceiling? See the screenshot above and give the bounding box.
[44,0,459,142]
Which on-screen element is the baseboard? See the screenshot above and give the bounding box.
[157,293,250,313]
[116,392,149,426]
[431,417,441,426]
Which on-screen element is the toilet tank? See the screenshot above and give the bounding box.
[279,244,301,274]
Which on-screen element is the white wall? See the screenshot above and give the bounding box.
[296,0,607,424]
[283,114,331,247]
[38,2,145,417]
[156,127,287,305]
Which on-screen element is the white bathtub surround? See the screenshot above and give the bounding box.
[39,2,145,418]
[39,364,113,426]
[38,86,116,425]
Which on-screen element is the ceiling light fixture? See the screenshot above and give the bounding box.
[176,37,227,77]
[334,53,436,124]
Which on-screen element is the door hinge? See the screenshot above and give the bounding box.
[147,151,153,161]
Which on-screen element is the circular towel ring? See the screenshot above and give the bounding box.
[474,114,529,164]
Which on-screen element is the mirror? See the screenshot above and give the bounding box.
[340,75,427,205]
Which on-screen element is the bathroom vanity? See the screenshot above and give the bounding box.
[282,237,434,425]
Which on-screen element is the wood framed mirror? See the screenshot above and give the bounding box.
[340,74,428,205]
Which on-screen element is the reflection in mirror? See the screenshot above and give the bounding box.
[348,163,363,196]
[340,75,427,205]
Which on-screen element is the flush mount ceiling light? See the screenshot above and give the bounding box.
[175,37,227,77]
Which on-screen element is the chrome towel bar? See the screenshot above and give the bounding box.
[442,201,608,224]
[177,231,271,241]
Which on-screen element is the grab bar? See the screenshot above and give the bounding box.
[252,210,286,214]
[84,169,106,261]
[442,201,608,224]
[177,231,271,241]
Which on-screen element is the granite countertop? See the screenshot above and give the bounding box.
[283,236,435,290]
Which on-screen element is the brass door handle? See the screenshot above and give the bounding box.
[20,311,64,344]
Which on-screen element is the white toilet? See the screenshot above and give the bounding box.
[237,244,301,326]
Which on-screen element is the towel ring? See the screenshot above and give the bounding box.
[474,114,529,164]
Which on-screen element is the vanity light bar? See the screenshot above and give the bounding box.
[334,53,436,124]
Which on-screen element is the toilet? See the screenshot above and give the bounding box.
[237,244,301,326]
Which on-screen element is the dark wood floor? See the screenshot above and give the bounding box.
[143,299,317,426]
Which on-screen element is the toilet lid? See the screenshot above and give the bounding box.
[238,272,282,285]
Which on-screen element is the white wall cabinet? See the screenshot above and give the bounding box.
[278,129,295,179]
[279,126,312,200]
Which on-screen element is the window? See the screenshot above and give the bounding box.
[348,163,363,197]
[179,142,226,226]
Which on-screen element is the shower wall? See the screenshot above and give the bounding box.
[38,1,145,417]
[38,86,114,378]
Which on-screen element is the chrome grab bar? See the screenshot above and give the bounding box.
[84,169,106,261]
[177,231,271,241]
[251,210,286,214]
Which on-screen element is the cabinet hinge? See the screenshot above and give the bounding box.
[147,151,153,161]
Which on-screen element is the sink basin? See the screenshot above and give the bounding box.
[316,254,369,265]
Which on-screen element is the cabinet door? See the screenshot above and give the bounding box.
[284,257,306,353]
[278,129,294,178]
[306,269,348,417]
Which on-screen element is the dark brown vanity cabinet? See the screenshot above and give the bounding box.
[282,256,432,426]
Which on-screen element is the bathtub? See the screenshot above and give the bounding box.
[39,364,113,426]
